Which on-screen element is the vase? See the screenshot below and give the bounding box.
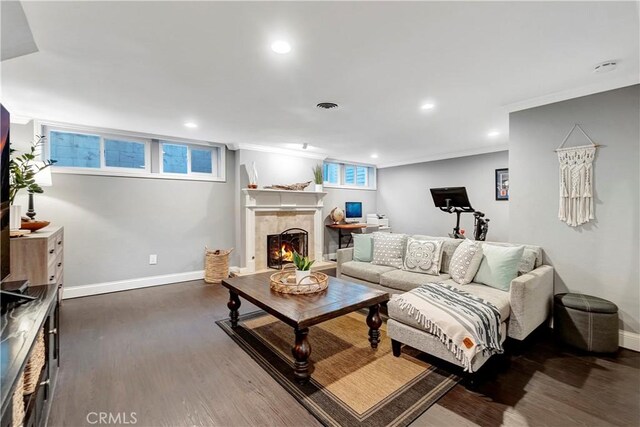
[295,270,311,284]
[9,205,22,230]
[315,184,323,192]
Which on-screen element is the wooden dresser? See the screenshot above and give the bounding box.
[10,226,64,300]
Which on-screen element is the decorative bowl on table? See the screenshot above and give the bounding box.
[20,220,50,232]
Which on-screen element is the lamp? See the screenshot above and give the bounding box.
[26,162,52,220]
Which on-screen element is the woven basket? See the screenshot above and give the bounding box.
[204,248,233,284]
[23,330,45,395]
[270,268,329,294]
[12,374,25,427]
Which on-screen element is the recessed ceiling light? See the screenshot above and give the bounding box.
[421,103,435,110]
[371,153,379,159]
[487,130,500,137]
[271,40,291,54]
[184,122,198,128]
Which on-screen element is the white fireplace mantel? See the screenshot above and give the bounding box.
[241,188,327,273]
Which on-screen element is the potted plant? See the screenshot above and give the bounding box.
[292,251,314,284]
[312,164,323,192]
[9,136,56,229]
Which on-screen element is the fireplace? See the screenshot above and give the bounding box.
[267,228,308,269]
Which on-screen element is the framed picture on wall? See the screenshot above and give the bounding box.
[495,168,509,201]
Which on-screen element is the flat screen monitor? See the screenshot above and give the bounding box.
[430,187,472,209]
[345,202,362,219]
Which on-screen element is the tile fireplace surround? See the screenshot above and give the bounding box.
[241,189,327,273]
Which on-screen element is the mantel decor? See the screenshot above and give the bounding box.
[556,124,599,227]
[264,181,311,191]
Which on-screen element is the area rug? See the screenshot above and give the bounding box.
[216,311,460,427]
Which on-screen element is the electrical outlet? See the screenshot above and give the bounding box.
[149,254,157,265]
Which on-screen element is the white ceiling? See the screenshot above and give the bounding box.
[2,1,638,167]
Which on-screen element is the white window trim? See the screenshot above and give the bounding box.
[322,160,377,191]
[37,120,226,182]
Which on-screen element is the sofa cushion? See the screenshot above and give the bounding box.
[340,261,396,284]
[403,237,443,275]
[474,244,525,291]
[449,240,483,285]
[380,269,451,292]
[518,248,537,275]
[411,235,463,274]
[352,234,373,262]
[442,279,511,320]
[371,233,407,269]
[483,240,543,268]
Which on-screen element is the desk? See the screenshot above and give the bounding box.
[326,223,370,249]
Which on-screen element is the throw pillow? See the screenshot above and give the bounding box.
[474,244,525,291]
[449,239,484,285]
[403,238,444,275]
[371,233,407,269]
[352,233,373,262]
[518,248,537,276]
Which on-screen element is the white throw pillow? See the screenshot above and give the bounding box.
[474,244,525,291]
[449,239,484,285]
[518,248,537,275]
[403,238,444,276]
[371,233,407,269]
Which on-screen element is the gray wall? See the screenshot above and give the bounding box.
[236,149,377,261]
[376,151,510,241]
[509,85,639,333]
[11,122,237,287]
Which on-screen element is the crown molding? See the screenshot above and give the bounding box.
[229,142,328,160]
[503,73,640,114]
[377,144,509,169]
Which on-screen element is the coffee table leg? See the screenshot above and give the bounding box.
[227,290,241,328]
[367,304,382,349]
[292,327,311,384]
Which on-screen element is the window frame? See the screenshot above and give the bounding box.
[159,141,221,178]
[39,121,226,182]
[323,160,376,190]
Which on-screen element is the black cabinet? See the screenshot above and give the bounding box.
[1,285,59,427]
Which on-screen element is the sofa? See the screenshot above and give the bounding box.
[337,235,554,371]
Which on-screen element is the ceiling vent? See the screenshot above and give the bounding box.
[594,60,617,73]
[316,102,338,109]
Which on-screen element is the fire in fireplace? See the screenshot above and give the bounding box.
[267,228,308,269]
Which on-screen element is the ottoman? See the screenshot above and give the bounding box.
[554,293,619,353]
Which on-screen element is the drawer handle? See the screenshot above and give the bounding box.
[49,328,58,335]
[58,262,62,267]
[49,249,55,254]
[58,241,62,245]
[49,275,55,281]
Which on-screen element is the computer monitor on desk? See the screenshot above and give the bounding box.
[345,202,362,223]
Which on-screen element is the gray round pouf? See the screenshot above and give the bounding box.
[554,293,619,353]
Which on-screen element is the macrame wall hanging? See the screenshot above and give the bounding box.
[556,124,599,227]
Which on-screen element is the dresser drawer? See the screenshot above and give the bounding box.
[47,253,63,284]
[54,231,64,255]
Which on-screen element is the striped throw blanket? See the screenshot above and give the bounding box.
[392,283,503,372]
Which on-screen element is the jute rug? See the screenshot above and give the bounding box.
[217,311,460,427]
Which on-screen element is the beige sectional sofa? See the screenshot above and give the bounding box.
[336,235,554,371]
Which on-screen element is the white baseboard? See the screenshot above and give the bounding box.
[620,330,640,352]
[62,270,205,299]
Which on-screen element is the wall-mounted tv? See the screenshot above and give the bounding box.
[1,104,10,282]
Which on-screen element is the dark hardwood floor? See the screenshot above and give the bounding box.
[49,279,640,427]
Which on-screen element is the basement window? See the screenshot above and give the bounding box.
[323,161,376,190]
[41,123,225,182]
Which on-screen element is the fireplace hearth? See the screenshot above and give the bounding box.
[267,228,308,269]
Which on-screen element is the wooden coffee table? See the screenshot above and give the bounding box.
[221,272,389,384]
